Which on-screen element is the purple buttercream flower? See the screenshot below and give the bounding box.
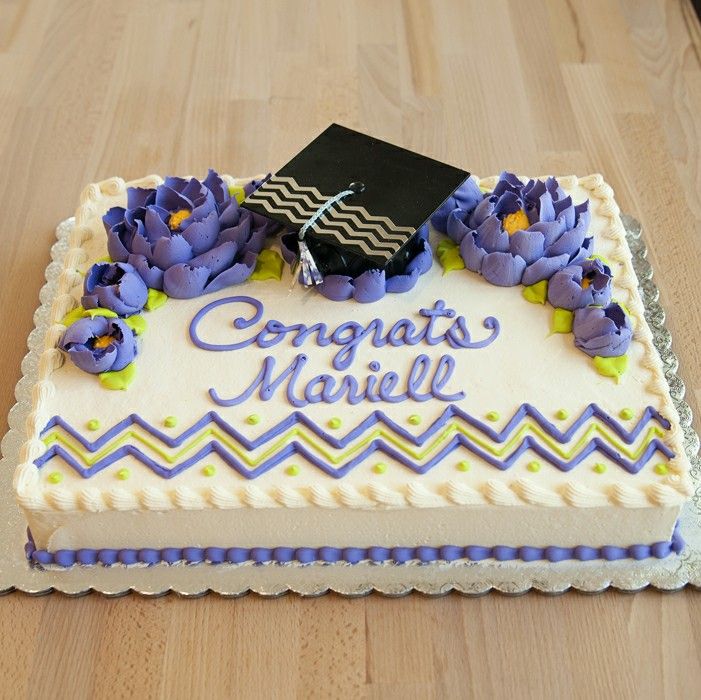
[547,258,612,311]
[82,262,148,316]
[59,317,137,374]
[104,170,277,299]
[279,225,433,303]
[573,302,632,357]
[430,178,484,233]
[446,172,592,287]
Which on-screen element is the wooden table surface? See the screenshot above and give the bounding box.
[1,0,700,697]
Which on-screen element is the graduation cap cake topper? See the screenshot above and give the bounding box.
[242,124,470,284]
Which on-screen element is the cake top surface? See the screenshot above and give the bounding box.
[14,172,692,514]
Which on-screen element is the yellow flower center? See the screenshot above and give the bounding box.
[168,208,191,230]
[581,276,592,289]
[502,209,529,236]
[93,335,113,349]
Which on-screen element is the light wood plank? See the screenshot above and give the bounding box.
[0,1,699,698]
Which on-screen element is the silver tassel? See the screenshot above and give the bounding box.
[298,237,324,287]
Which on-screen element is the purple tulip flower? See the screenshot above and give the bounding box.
[547,258,613,311]
[59,317,137,374]
[82,262,148,316]
[430,178,484,233]
[573,302,632,357]
[104,170,277,299]
[446,172,592,287]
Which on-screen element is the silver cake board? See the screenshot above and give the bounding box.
[0,215,699,597]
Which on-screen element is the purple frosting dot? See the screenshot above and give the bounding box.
[183,547,205,564]
[250,547,273,564]
[226,548,249,564]
[545,546,572,562]
[138,549,161,565]
[161,548,183,564]
[118,549,138,565]
[493,546,518,561]
[273,547,295,563]
[205,547,226,564]
[465,546,491,561]
[98,549,119,566]
[295,547,316,564]
[33,550,52,565]
[391,547,413,564]
[54,550,76,567]
[416,546,438,563]
[651,541,672,559]
[439,545,463,561]
[342,548,365,564]
[318,547,342,563]
[573,546,598,561]
[518,546,543,562]
[628,545,650,560]
[367,546,391,563]
[601,545,627,560]
[76,549,98,566]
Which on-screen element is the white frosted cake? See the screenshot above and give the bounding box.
[12,170,691,568]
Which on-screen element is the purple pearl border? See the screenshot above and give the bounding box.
[26,524,683,568]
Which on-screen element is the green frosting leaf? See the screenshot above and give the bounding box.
[228,185,246,204]
[84,308,118,319]
[588,253,612,268]
[145,288,168,311]
[61,306,87,327]
[436,239,465,274]
[98,363,136,390]
[522,280,548,304]
[593,355,629,383]
[551,308,574,334]
[95,255,112,263]
[124,314,147,335]
[250,249,284,282]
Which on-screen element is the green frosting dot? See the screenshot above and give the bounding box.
[654,463,669,475]
[164,416,178,428]
[87,419,100,431]
[328,417,342,429]
[373,462,387,474]
[555,409,569,420]
[285,465,300,476]
[47,471,63,484]
[247,414,260,425]
[116,468,130,481]
[457,460,470,472]
[527,461,541,473]
[408,414,421,426]
[486,411,500,422]
[202,465,216,477]
[619,408,633,420]
[593,463,607,474]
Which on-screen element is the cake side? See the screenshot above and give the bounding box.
[13,173,692,562]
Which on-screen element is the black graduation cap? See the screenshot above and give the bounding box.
[242,124,470,280]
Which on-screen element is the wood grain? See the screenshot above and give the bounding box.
[0,0,699,697]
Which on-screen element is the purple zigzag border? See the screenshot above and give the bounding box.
[34,404,673,479]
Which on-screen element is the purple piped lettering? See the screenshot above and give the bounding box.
[190,297,500,408]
